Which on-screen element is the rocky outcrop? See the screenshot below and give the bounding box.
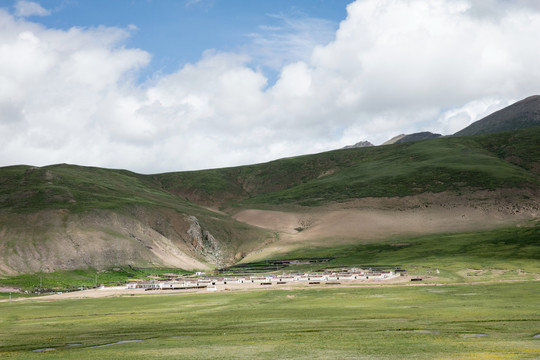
[394,132,442,144]
[186,216,223,266]
[342,141,374,149]
[383,134,406,145]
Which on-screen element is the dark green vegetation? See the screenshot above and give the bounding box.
[1,282,539,359]
[155,126,540,206]
[394,131,441,144]
[0,164,198,214]
[0,95,536,212]
[455,95,540,137]
[1,127,538,211]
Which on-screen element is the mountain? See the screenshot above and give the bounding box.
[454,95,540,136]
[382,134,406,145]
[342,141,374,149]
[0,165,269,274]
[0,127,539,275]
[393,131,442,144]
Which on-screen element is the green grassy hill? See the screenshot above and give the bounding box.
[454,95,540,136]
[0,127,538,277]
[153,127,540,207]
[4,127,536,212]
[0,165,270,274]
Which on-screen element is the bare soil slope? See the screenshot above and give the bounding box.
[234,190,539,261]
[0,208,210,275]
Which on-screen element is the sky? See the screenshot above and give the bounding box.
[1,0,539,174]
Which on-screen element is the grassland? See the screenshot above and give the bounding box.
[2,127,538,213]
[0,127,538,358]
[0,164,198,214]
[0,282,539,359]
[156,127,540,207]
[0,267,192,293]
[5,128,532,212]
[252,222,540,282]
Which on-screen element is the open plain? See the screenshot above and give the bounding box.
[1,281,539,359]
[1,123,539,358]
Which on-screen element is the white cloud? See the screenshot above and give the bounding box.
[14,1,51,17]
[1,1,540,173]
[245,14,336,72]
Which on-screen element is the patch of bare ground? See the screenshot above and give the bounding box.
[0,208,210,274]
[0,286,20,293]
[235,190,539,261]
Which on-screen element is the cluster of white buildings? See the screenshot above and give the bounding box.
[126,269,399,291]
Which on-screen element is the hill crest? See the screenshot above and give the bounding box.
[454,95,540,136]
[1,127,539,275]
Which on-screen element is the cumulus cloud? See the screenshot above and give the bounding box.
[1,0,540,173]
[13,1,51,17]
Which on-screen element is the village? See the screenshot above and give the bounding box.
[127,268,403,292]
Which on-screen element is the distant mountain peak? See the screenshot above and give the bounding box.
[342,140,374,149]
[382,134,407,145]
[454,95,540,137]
[393,132,442,144]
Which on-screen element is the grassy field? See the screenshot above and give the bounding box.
[0,282,538,359]
[227,223,540,283]
[0,267,192,293]
[0,224,538,358]
[0,128,538,358]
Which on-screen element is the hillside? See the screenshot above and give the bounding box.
[454,95,540,136]
[393,131,442,144]
[0,127,539,275]
[0,165,270,274]
[154,127,540,207]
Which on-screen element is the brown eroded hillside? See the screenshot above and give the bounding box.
[232,189,539,262]
[0,125,539,275]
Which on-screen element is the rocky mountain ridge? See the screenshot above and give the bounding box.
[348,95,540,147]
[342,141,374,149]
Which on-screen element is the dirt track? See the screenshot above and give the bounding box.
[6,275,420,301]
[6,276,539,303]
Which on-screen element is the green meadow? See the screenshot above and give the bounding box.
[4,127,536,214]
[0,267,192,293]
[0,127,538,359]
[230,224,540,283]
[1,282,539,359]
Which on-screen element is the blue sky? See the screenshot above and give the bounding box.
[8,0,351,83]
[1,0,539,173]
